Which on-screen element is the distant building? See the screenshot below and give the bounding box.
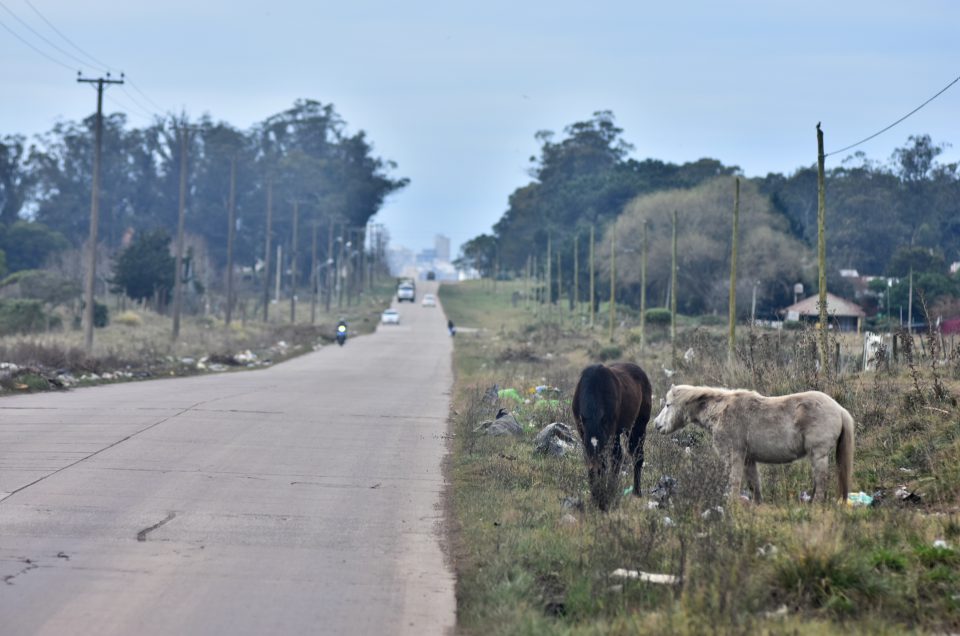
[434,234,450,262]
[781,293,866,332]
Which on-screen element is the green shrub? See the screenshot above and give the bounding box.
[645,307,672,325]
[698,313,726,326]
[783,320,804,330]
[0,299,48,334]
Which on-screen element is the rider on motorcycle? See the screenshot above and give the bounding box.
[336,319,348,345]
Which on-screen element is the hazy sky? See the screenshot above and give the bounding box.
[1,1,957,257]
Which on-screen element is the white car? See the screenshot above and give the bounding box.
[421,294,437,307]
[381,309,400,325]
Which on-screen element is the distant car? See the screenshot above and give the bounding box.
[397,283,415,302]
[426,271,436,280]
[421,293,437,307]
[381,309,400,325]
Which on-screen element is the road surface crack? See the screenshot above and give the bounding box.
[3,558,38,585]
[136,511,177,542]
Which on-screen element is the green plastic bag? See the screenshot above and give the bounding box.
[497,388,523,403]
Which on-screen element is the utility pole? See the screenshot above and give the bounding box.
[589,225,595,327]
[573,234,579,315]
[325,221,334,312]
[225,155,237,326]
[546,233,552,305]
[290,200,299,323]
[609,220,616,343]
[640,220,647,352]
[77,73,123,352]
[171,125,189,341]
[671,209,678,366]
[728,177,740,366]
[816,123,828,372]
[262,177,273,322]
[310,222,318,324]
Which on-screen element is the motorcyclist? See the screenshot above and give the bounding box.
[336,319,348,345]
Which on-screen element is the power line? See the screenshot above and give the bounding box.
[0,14,75,71]
[126,78,167,114]
[22,0,115,73]
[0,0,101,72]
[825,73,960,157]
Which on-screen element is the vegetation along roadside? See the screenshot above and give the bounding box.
[442,279,960,636]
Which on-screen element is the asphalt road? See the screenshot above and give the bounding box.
[0,282,455,635]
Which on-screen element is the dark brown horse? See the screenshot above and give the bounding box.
[571,362,653,510]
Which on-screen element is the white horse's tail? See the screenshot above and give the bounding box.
[836,409,855,501]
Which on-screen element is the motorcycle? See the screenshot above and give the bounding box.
[335,323,347,346]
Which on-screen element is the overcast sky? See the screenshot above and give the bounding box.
[1,1,957,256]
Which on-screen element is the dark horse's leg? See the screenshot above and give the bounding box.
[627,418,647,496]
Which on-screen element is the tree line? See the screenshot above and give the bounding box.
[0,99,407,312]
[457,111,960,321]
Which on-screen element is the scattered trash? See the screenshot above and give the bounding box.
[649,475,677,508]
[662,365,676,378]
[533,422,581,457]
[646,500,659,510]
[483,384,500,403]
[764,604,789,619]
[497,388,523,403]
[683,348,696,363]
[559,513,578,526]
[893,485,922,504]
[756,543,778,558]
[473,410,523,437]
[847,491,874,506]
[610,569,680,585]
[933,539,950,549]
[662,516,675,527]
[701,506,724,521]
[799,491,812,503]
[560,496,584,511]
[623,486,634,496]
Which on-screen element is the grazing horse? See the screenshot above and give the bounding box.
[571,363,653,510]
[653,385,855,503]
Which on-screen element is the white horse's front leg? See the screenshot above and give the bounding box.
[726,451,745,501]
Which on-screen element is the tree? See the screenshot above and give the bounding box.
[111,229,175,307]
[0,135,33,226]
[454,234,497,277]
[0,221,69,273]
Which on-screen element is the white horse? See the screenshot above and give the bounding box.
[654,385,855,503]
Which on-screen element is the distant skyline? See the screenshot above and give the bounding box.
[1,1,957,257]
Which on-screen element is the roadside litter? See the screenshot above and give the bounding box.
[610,569,680,585]
[533,422,581,457]
[497,388,524,403]
[473,409,523,437]
[847,491,874,506]
[650,475,677,508]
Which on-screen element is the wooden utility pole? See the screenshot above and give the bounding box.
[171,125,189,341]
[524,254,531,309]
[816,123,828,371]
[609,220,616,343]
[262,177,273,322]
[310,222,318,324]
[77,73,123,351]
[589,225,595,327]
[728,177,740,366]
[556,249,562,311]
[325,221,334,312]
[546,233,552,305]
[573,234,579,314]
[225,155,237,325]
[640,220,647,352]
[290,200,299,323]
[671,209,678,365]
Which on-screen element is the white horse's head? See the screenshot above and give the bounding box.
[654,385,684,434]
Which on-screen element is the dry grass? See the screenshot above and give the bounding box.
[442,280,960,635]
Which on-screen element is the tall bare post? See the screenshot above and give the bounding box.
[524,254,531,309]
[609,220,616,343]
[573,234,579,315]
[172,126,188,341]
[671,209,678,365]
[310,222,318,324]
[640,220,647,352]
[546,233,552,305]
[816,123,828,371]
[589,225,595,327]
[262,177,273,322]
[225,155,237,325]
[290,200,299,323]
[77,74,123,352]
[556,249,562,312]
[907,267,913,333]
[325,221,333,312]
[728,177,740,366]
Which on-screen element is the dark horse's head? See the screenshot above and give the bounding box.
[573,365,623,510]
